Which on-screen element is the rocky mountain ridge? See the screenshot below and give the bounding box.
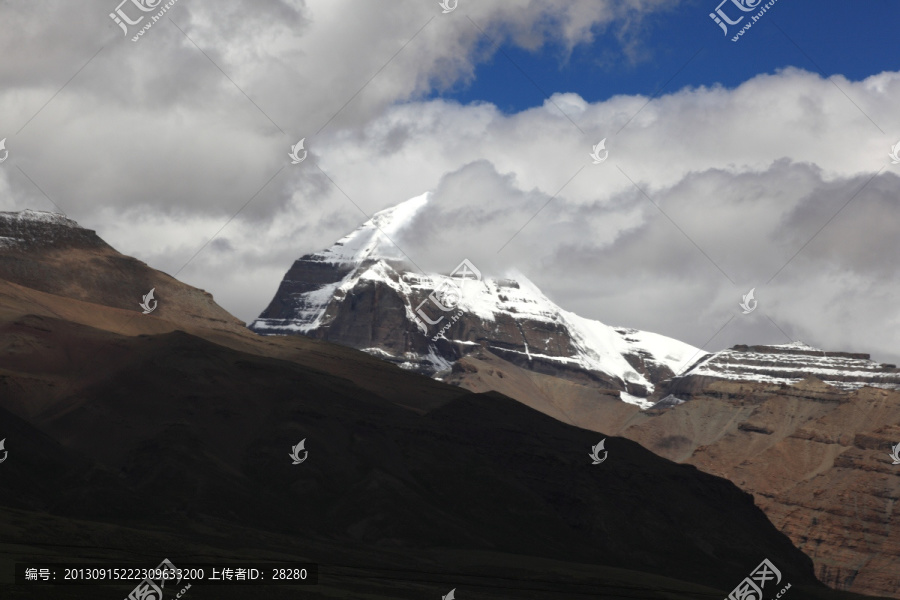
[251,194,700,407]
[621,377,900,597]
[0,209,104,249]
[669,342,900,394]
[0,208,246,335]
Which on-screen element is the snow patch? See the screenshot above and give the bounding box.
[620,392,655,409]
[0,210,78,228]
[685,346,900,391]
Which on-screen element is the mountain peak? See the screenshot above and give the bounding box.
[321,192,429,266]
[0,209,104,251]
[0,207,245,334]
[0,209,79,228]
[251,194,699,406]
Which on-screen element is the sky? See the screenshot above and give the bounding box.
[440,1,900,111]
[1,0,899,365]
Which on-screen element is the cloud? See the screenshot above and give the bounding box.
[387,153,900,366]
[1,0,899,366]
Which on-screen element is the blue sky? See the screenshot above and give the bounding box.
[435,0,899,113]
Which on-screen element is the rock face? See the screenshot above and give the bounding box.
[446,346,900,598]
[0,210,102,249]
[619,377,900,598]
[668,342,900,393]
[0,209,246,334]
[251,194,699,407]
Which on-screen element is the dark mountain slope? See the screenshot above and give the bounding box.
[0,315,860,599]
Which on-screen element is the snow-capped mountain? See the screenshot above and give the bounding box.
[0,209,92,249]
[670,341,900,392]
[250,193,700,407]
